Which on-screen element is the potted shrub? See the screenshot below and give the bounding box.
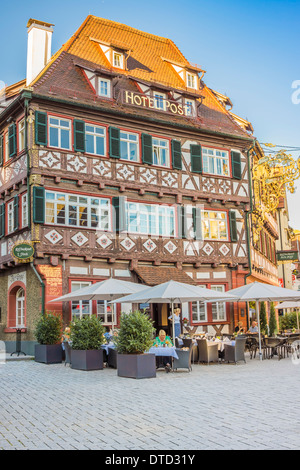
[70,315,105,371]
[34,312,63,364]
[115,310,156,379]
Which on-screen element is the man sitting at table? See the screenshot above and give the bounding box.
[153,330,173,372]
[247,320,258,334]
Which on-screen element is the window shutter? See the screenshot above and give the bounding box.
[190,144,202,173]
[74,120,85,153]
[0,204,5,238]
[231,151,242,179]
[13,195,19,231]
[141,133,153,165]
[33,186,45,224]
[177,205,188,239]
[112,196,127,233]
[192,206,202,240]
[8,123,17,158]
[35,111,48,146]
[0,135,3,167]
[229,210,238,242]
[171,140,182,170]
[109,127,120,158]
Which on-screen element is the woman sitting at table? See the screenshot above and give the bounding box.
[153,330,173,372]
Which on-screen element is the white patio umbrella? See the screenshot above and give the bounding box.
[111,280,238,344]
[275,301,300,330]
[226,282,300,360]
[50,278,150,331]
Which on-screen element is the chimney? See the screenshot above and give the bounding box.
[26,19,54,86]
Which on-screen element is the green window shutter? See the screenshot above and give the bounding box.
[0,135,3,166]
[141,133,153,165]
[177,205,188,239]
[8,123,17,158]
[35,111,48,146]
[74,120,86,153]
[171,139,182,170]
[190,144,202,174]
[33,186,45,224]
[192,207,202,240]
[112,196,127,233]
[231,151,242,179]
[0,204,5,238]
[229,210,238,242]
[109,127,120,158]
[13,195,19,231]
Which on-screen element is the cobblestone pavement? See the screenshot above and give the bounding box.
[0,354,299,450]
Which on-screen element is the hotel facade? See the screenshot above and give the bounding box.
[0,17,255,353]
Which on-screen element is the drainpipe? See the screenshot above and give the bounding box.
[244,139,256,329]
[30,262,45,315]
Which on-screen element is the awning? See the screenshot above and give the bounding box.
[133,266,197,286]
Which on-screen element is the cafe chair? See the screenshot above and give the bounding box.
[175,337,182,349]
[224,337,247,364]
[197,339,219,365]
[107,348,118,368]
[182,338,193,349]
[173,347,193,372]
[264,337,285,360]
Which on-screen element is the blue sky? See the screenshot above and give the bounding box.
[1,0,300,227]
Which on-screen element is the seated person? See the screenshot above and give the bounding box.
[247,320,258,334]
[234,321,245,335]
[153,330,173,372]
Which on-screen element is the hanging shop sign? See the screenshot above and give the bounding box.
[276,250,299,262]
[11,241,35,263]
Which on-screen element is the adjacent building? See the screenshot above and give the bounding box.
[0,16,255,353]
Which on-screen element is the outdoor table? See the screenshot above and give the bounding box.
[147,346,179,360]
[207,338,235,352]
[101,342,116,354]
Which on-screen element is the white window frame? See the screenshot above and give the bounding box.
[97,300,116,326]
[21,193,28,228]
[202,210,228,241]
[202,147,230,177]
[153,92,166,111]
[186,72,197,89]
[45,191,111,231]
[5,132,9,162]
[191,286,208,323]
[71,281,92,319]
[184,99,195,116]
[16,287,25,327]
[7,200,14,234]
[98,77,111,98]
[126,202,176,237]
[113,51,124,69]
[18,119,25,152]
[49,116,71,150]
[211,285,226,322]
[120,131,139,162]
[85,124,106,156]
[152,138,170,167]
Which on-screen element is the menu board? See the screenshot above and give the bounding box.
[37,265,63,314]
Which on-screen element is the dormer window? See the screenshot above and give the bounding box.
[154,92,166,110]
[186,72,197,89]
[113,51,124,69]
[184,99,195,116]
[98,77,111,98]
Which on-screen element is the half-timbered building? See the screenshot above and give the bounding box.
[0,16,254,353]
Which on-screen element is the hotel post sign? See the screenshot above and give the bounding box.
[122,90,195,117]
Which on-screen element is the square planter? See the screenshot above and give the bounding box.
[71,349,103,371]
[117,353,156,379]
[35,344,63,364]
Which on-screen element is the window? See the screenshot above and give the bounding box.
[126,202,175,237]
[7,200,14,234]
[113,51,123,69]
[97,300,116,325]
[18,119,25,152]
[4,133,9,162]
[120,131,139,161]
[187,72,197,89]
[152,138,169,167]
[45,191,110,230]
[21,193,28,228]
[191,286,207,322]
[98,77,111,98]
[184,99,195,116]
[154,92,166,110]
[211,285,226,321]
[71,282,92,319]
[16,288,25,327]
[202,211,228,241]
[202,147,229,177]
[85,124,106,156]
[49,117,71,150]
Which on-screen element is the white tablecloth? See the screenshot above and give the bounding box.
[207,339,235,352]
[147,346,179,359]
